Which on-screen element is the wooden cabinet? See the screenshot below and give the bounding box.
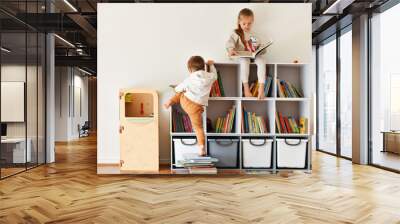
[119,89,159,172]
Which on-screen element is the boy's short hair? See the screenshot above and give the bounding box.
[187,56,205,72]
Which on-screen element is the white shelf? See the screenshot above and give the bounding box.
[275,97,310,102]
[170,62,313,173]
[240,97,275,101]
[170,132,196,136]
[275,133,309,137]
[241,133,274,137]
[206,133,241,136]
[209,97,238,101]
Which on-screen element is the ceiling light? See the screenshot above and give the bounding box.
[323,0,354,15]
[54,34,75,48]
[63,0,78,12]
[78,67,93,76]
[1,47,11,53]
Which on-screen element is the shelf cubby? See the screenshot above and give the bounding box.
[245,64,276,98]
[206,100,239,134]
[214,64,240,97]
[241,100,274,134]
[170,104,196,134]
[275,101,310,135]
[276,64,305,98]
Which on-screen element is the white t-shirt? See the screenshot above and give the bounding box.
[175,65,218,106]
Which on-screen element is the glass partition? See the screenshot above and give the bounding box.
[370,3,400,171]
[339,28,352,158]
[0,1,46,179]
[317,36,337,155]
[1,31,28,178]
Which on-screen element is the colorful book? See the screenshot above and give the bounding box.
[299,117,308,134]
[212,105,236,133]
[277,79,303,98]
[210,71,225,97]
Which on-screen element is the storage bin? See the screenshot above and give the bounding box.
[276,138,308,169]
[172,138,200,168]
[208,138,239,168]
[242,138,273,168]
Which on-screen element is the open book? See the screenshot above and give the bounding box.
[231,40,273,59]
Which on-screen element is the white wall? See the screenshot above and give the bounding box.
[55,67,89,141]
[97,3,312,164]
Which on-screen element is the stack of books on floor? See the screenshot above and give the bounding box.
[210,72,225,97]
[277,79,303,98]
[172,109,193,132]
[213,105,236,133]
[248,76,273,97]
[242,107,269,133]
[178,153,219,174]
[275,112,308,134]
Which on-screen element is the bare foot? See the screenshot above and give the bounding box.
[244,90,253,97]
[258,84,265,99]
[198,145,206,156]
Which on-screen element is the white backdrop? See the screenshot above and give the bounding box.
[97,3,312,164]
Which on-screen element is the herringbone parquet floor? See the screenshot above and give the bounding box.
[1,135,400,224]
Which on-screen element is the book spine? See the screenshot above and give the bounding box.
[225,110,230,133]
[230,107,236,133]
[299,117,305,134]
[284,117,292,133]
[279,112,286,133]
[293,118,300,133]
[243,108,248,133]
[215,117,220,133]
[275,112,281,133]
[217,72,225,97]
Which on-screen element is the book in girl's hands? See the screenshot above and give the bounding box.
[231,41,273,59]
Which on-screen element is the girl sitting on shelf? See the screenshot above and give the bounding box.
[164,56,217,156]
[226,8,267,99]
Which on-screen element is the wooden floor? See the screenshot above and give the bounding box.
[372,150,400,171]
[1,135,400,223]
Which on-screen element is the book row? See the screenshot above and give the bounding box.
[209,71,303,98]
[172,108,308,134]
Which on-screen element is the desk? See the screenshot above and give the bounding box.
[382,131,400,154]
[1,138,31,163]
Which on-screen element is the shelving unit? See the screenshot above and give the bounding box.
[170,62,313,174]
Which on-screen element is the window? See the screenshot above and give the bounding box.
[317,37,337,155]
[370,3,400,171]
[340,28,352,158]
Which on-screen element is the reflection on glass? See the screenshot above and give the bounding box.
[371,4,400,171]
[340,29,352,158]
[1,32,27,177]
[318,37,337,154]
[38,33,46,165]
[27,31,38,169]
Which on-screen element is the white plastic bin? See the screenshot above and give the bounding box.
[172,138,199,168]
[276,138,308,168]
[242,139,273,168]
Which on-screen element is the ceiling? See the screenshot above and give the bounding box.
[0,0,391,75]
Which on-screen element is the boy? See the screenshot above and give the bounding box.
[164,56,217,156]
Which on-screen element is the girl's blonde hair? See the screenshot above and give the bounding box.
[235,8,254,47]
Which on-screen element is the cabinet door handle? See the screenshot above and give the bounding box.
[119,125,124,134]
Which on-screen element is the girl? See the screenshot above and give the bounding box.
[226,8,267,99]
